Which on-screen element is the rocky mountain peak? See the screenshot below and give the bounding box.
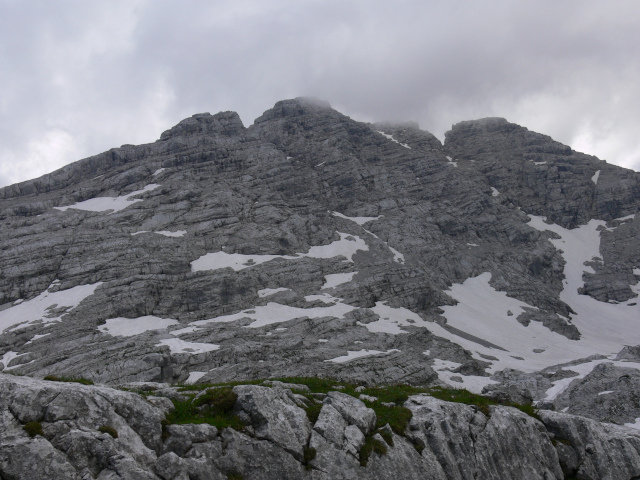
[159,111,245,140]
[1,98,640,448]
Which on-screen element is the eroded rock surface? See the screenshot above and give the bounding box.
[2,375,640,479]
[1,97,640,449]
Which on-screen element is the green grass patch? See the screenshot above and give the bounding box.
[168,377,539,435]
[303,447,317,470]
[378,429,394,447]
[427,386,494,416]
[427,386,539,420]
[176,379,263,392]
[98,425,118,438]
[369,403,413,435]
[303,401,323,424]
[43,375,94,385]
[23,421,43,438]
[165,387,245,431]
[359,435,388,466]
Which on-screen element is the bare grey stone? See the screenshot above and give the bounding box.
[233,384,311,461]
[324,391,376,435]
[313,403,347,447]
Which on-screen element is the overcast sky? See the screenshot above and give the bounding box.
[1,0,639,188]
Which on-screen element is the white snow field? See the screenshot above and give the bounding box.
[191,232,368,272]
[422,214,640,375]
[0,282,102,333]
[542,358,640,402]
[376,131,411,149]
[191,301,357,329]
[54,184,160,213]
[322,272,357,289]
[331,212,381,225]
[332,212,405,264]
[325,348,401,363]
[257,288,291,298]
[131,230,186,237]
[1,351,27,370]
[156,338,220,354]
[430,358,498,393]
[185,371,207,383]
[98,316,179,337]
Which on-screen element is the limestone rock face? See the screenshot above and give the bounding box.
[1,97,640,439]
[2,374,639,479]
[233,384,312,460]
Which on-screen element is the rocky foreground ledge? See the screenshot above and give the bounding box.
[1,374,640,480]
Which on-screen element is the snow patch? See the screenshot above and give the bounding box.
[533,161,547,165]
[158,338,220,354]
[325,348,400,364]
[543,359,640,402]
[377,131,410,149]
[322,272,357,289]
[98,316,179,337]
[258,288,291,298]
[431,358,498,393]
[332,211,381,226]
[625,418,640,430]
[359,302,428,334]
[332,212,404,264]
[170,326,199,335]
[0,282,102,333]
[54,184,160,214]
[491,187,500,197]
[186,371,207,384]
[598,390,614,396]
[0,351,26,370]
[25,333,51,344]
[305,293,340,304]
[192,301,356,329]
[591,170,601,185]
[152,168,166,176]
[191,232,368,272]
[155,230,186,237]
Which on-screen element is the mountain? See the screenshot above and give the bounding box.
[1,97,640,432]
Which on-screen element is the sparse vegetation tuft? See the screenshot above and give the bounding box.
[427,386,540,420]
[165,377,540,446]
[23,421,43,438]
[43,375,94,385]
[303,401,323,424]
[359,435,388,466]
[303,447,317,470]
[98,425,118,438]
[165,387,245,431]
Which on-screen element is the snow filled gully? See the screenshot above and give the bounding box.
[424,214,640,377]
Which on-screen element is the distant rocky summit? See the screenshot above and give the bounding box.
[1,97,640,478]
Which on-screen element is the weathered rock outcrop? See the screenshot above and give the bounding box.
[2,374,640,479]
[1,97,640,456]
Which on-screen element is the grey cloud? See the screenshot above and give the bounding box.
[1,0,639,188]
